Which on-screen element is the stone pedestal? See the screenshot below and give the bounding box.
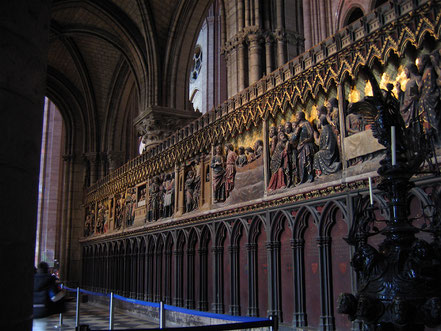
[0,1,51,329]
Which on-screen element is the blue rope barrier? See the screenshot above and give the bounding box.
[113,294,160,308]
[61,286,270,323]
[163,304,269,322]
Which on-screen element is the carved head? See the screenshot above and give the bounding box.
[296,111,306,123]
[238,146,245,155]
[269,126,278,138]
[285,121,292,133]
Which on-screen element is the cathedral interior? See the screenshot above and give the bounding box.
[3,0,441,330]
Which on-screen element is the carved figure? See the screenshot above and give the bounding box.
[148,176,161,221]
[400,63,421,128]
[418,54,440,144]
[236,146,248,167]
[211,145,225,203]
[291,111,316,184]
[114,195,124,229]
[125,188,136,226]
[245,147,255,162]
[268,131,289,191]
[422,297,441,328]
[313,115,341,176]
[96,202,105,233]
[225,143,237,198]
[345,107,364,135]
[269,126,278,156]
[347,67,407,167]
[185,170,196,212]
[285,121,298,186]
[192,156,201,208]
[326,97,340,134]
[84,207,95,236]
[253,140,263,159]
[163,174,174,217]
[337,293,357,321]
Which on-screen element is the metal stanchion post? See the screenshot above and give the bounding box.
[159,301,165,329]
[109,292,114,330]
[76,287,80,328]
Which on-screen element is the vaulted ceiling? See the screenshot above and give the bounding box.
[48,0,212,155]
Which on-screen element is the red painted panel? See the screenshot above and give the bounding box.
[330,210,352,330]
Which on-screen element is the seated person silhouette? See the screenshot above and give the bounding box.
[33,261,65,318]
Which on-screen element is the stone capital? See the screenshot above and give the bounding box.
[134,106,201,153]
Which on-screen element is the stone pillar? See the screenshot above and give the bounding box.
[263,119,270,196]
[238,42,247,91]
[246,242,258,317]
[185,248,195,308]
[292,238,307,327]
[0,1,51,329]
[337,83,347,170]
[108,151,124,172]
[267,241,282,320]
[275,0,287,66]
[212,246,224,313]
[60,154,74,280]
[318,236,335,330]
[86,153,98,185]
[176,165,185,216]
[100,152,107,178]
[248,33,262,85]
[302,0,311,50]
[229,245,240,315]
[265,35,273,75]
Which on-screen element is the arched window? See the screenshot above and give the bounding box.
[344,7,364,27]
[188,0,227,114]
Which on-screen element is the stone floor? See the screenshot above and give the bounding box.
[32,301,158,330]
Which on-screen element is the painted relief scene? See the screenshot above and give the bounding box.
[85,41,441,235]
[83,37,441,237]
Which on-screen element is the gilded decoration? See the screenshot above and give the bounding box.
[83,2,441,239]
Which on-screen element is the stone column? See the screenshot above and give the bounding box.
[318,236,335,330]
[86,153,98,185]
[0,1,51,329]
[60,154,75,280]
[265,35,273,75]
[263,119,270,196]
[275,0,287,66]
[212,246,224,313]
[238,42,247,91]
[177,165,185,216]
[108,151,124,172]
[248,33,262,85]
[228,245,240,315]
[337,83,347,170]
[292,238,307,327]
[246,242,258,317]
